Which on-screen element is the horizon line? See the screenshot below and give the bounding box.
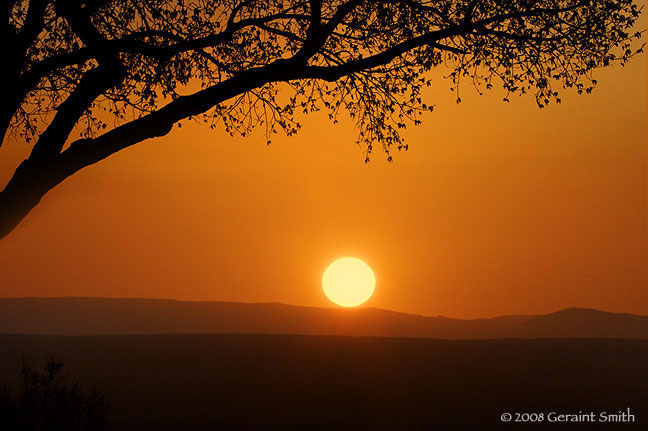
[1,296,646,320]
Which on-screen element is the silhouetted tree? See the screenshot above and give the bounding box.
[0,0,643,238]
[0,357,108,430]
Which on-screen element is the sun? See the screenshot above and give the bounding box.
[322,257,376,307]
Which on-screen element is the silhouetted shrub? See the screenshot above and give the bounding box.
[0,358,107,430]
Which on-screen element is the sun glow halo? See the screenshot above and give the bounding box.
[322,257,376,307]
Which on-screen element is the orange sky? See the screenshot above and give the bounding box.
[0,50,646,318]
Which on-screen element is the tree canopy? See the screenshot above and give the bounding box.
[0,0,643,239]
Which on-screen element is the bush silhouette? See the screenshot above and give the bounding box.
[0,358,107,431]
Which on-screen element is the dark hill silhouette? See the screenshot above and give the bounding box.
[1,298,646,339]
[504,307,648,339]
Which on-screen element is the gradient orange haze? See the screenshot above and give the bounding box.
[0,50,646,318]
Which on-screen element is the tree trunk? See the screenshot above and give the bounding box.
[0,159,64,239]
[0,60,303,239]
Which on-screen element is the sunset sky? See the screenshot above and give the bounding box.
[0,48,645,318]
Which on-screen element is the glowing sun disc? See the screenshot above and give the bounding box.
[322,257,376,307]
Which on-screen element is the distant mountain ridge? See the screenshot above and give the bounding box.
[0,297,646,339]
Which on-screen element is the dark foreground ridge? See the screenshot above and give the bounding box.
[1,297,647,339]
[0,334,646,430]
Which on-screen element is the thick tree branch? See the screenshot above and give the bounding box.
[29,64,123,159]
[58,59,302,173]
[24,0,125,158]
[301,0,322,58]
[16,0,48,57]
[297,27,465,81]
[16,11,311,101]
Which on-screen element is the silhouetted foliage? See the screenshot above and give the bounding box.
[0,358,108,431]
[0,0,644,238]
